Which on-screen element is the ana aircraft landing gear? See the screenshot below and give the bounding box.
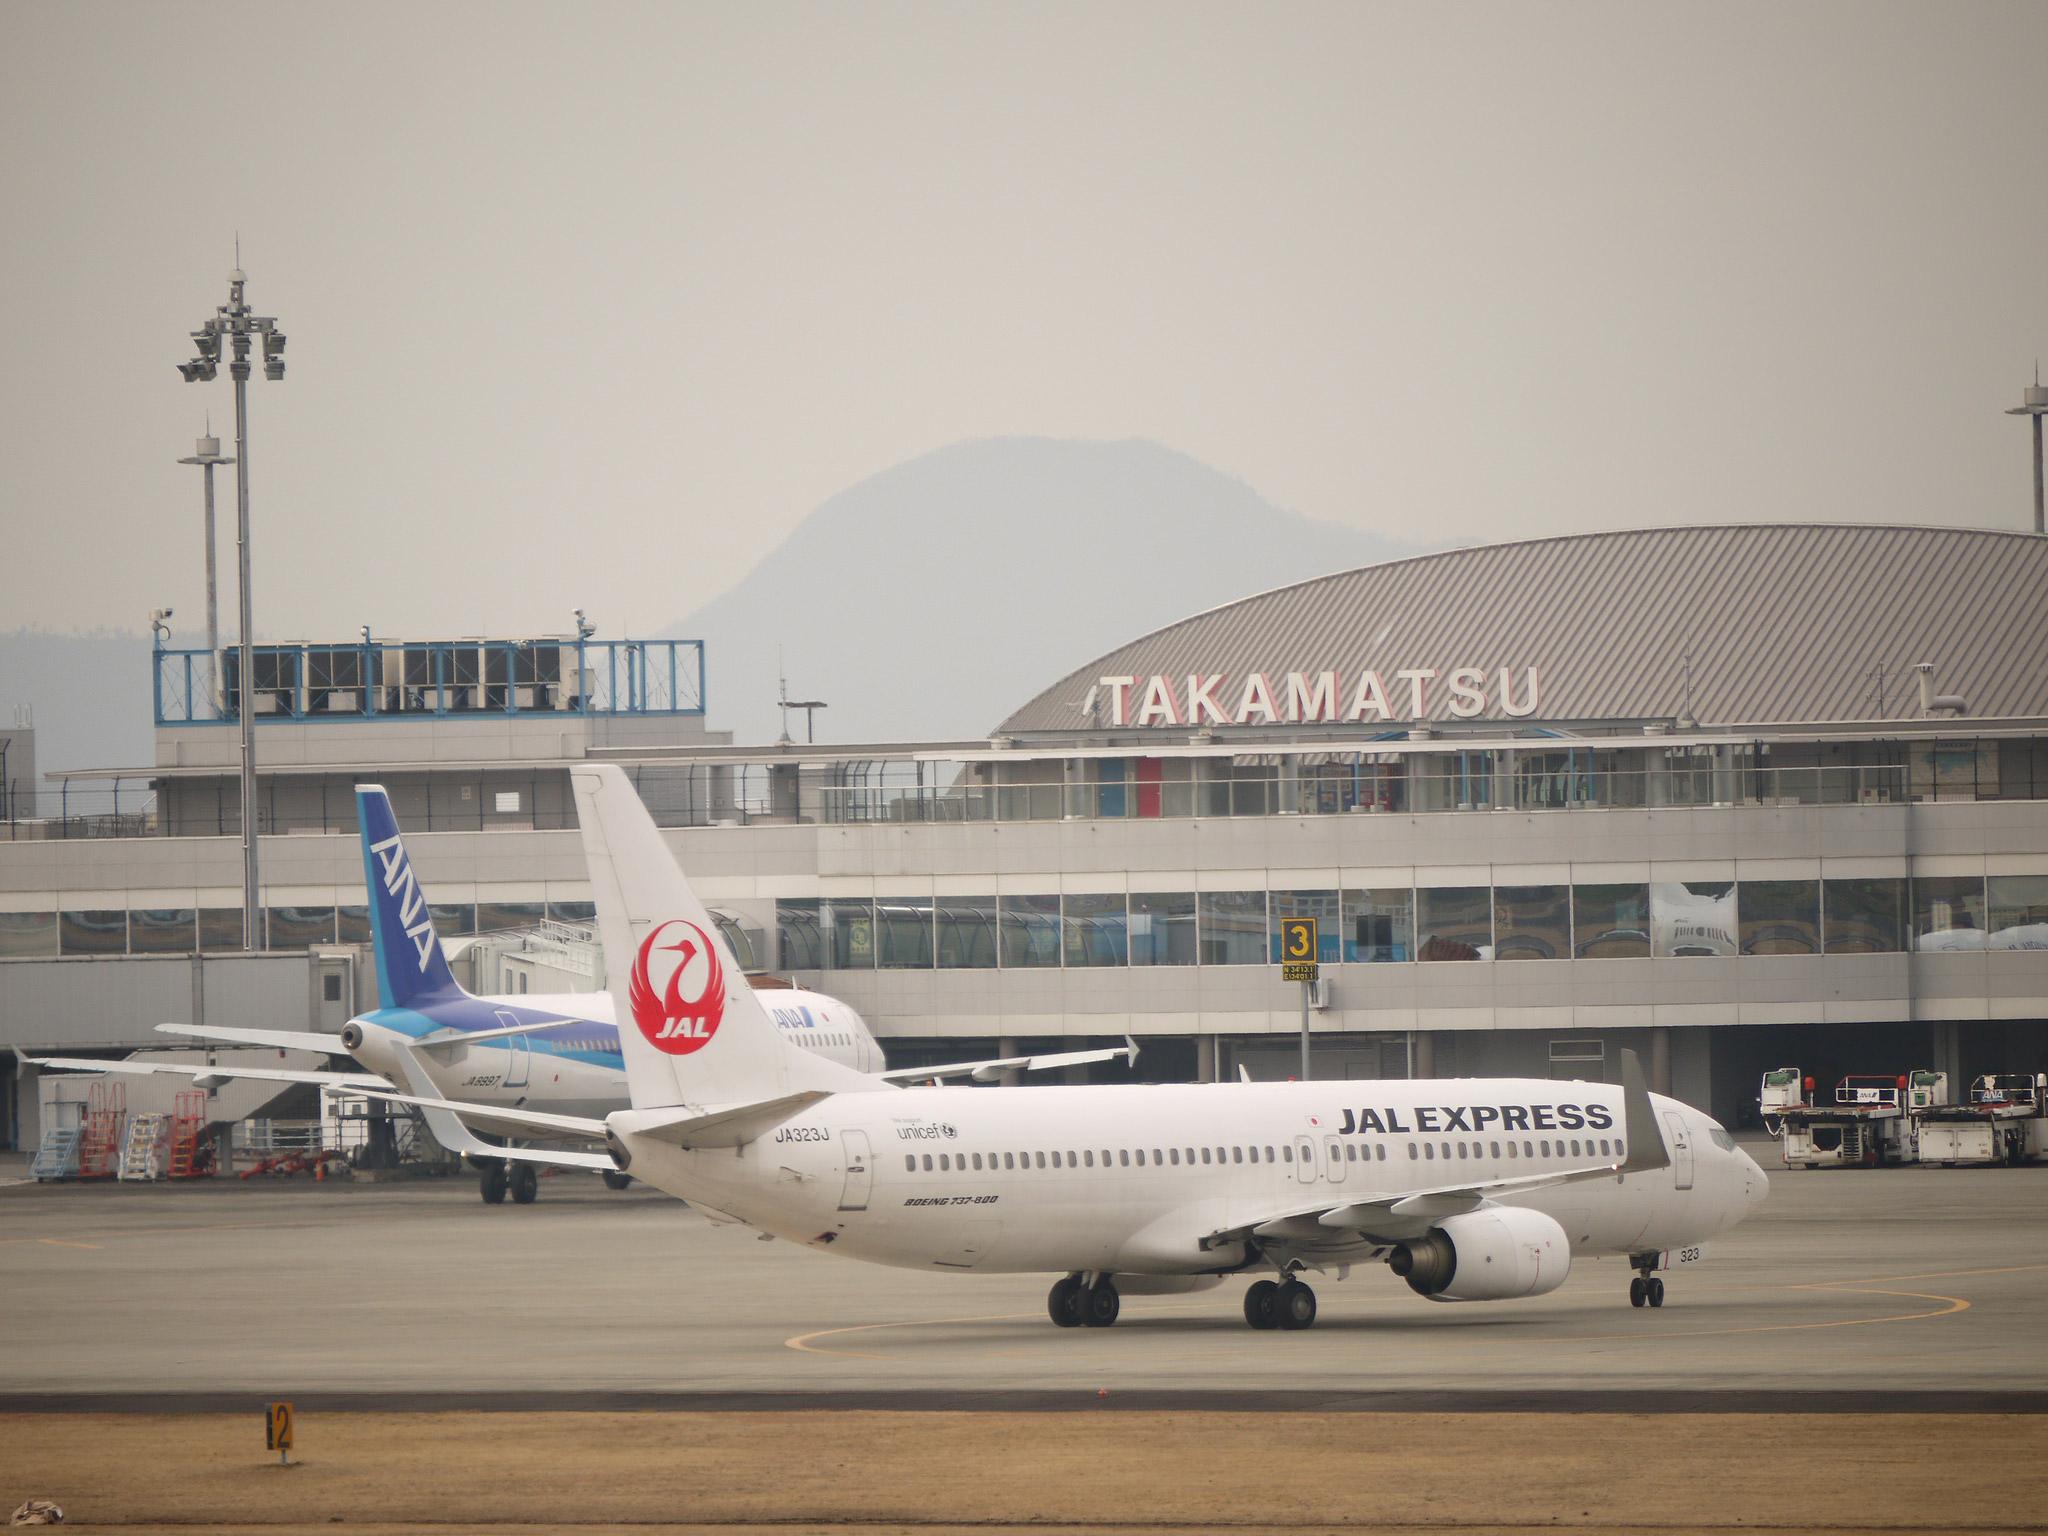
[509,1164,539,1204]
[479,1161,508,1205]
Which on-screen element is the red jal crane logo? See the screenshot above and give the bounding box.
[628,919,726,1055]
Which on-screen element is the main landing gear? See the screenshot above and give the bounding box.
[1243,1277,1318,1330]
[1048,1273,1121,1328]
[477,1159,539,1205]
[1628,1255,1666,1308]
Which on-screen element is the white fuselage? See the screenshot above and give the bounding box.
[346,986,882,1124]
[615,1077,1767,1278]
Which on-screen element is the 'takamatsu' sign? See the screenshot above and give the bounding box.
[1089,667,1543,727]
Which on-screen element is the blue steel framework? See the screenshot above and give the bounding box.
[153,633,705,725]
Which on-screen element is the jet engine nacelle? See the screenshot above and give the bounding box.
[1387,1207,1571,1301]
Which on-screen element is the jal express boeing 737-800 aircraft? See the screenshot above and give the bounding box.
[338,764,1769,1330]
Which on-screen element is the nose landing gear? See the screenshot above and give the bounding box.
[1628,1256,1666,1308]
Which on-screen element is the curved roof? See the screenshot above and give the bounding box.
[998,523,2048,733]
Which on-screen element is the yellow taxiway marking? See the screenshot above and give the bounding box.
[786,1263,2048,1360]
[34,1237,103,1250]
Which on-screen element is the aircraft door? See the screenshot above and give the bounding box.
[1324,1136,1346,1184]
[1294,1135,1316,1184]
[495,1010,530,1090]
[837,1129,873,1212]
[1662,1110,1694,1190]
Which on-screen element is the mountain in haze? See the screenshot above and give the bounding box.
[665,438,1422,745]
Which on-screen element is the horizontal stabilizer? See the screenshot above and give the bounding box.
[412,1018,592,1053]
[320,1083,607,1140]
[877,1038,1138,1084]
[155,1023,352,1055]
[27,1054,385,1091]
[613,1090,831,1149]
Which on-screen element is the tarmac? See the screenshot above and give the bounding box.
[3,1139,2044,1410]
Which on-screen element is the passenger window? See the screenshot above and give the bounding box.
[1282,1146,1293,1164]
[1616,1139,1626,1160]
[1153,1148,1164,1164]
[1407,1143,1418,1160]
[1489,1140,1500,1158]
[1539,1140,1550,1157]
[1345,1143,1357,1162]
[1424,1143,1435,1160]
[1570,1139,1581,1156]
[1231,1147,1243,1164]
[1264,1145,1276,1162]
[1185,1147,1195,1164]
[1506,1142,1517,1159]
[1134,1149,1145,1166]
[1120,1150,1131,1167]
[1003,1153,1014,1170]
[939,1154,950,1171]
[1200,1147,1212,1164]
[1084,1150,1095,1168]
[1456,1142,1467,1159]
[1034,1151,1045,1168]
[905,1156,916,1171]
[972,1153,983,1170]
[922,1154,933,1171]
[1101,1149,1111,1166]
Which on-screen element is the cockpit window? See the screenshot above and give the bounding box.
[1708,1125,1737,1151]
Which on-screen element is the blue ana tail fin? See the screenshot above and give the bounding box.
[357,783,462,1009]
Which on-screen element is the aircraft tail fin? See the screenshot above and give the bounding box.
[356,784,463,1010]
[571,764,872,1110]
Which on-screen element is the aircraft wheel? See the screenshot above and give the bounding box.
[602,1170,633,1191]
[1646,1277,1665,1308]
[1083,1280,1121,1328]
[1277,1279,1318,1330]
[509,1164,539,1205]
[1047,1275,1085,1328]
[1243,1279,1281,1330]
[480,1163,508,1205]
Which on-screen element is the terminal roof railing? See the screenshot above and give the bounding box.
[154,634,704,725]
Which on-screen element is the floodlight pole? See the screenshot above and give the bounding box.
[177,432,234,698]
[180,265,285,951]
[2008,370,2048,535]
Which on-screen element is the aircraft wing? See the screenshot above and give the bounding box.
[155,1023,352,1055]
[24,1053,386,1091]
[1205,1047,1672,1250]
[878,1037,1139,1084]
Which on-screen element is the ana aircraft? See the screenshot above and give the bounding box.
[338,764,1770,1330]
[30,784,1127,1205]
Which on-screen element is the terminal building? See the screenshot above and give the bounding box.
[4,522,2046,1144]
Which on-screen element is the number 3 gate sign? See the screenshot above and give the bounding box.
[1279,917,1319,983]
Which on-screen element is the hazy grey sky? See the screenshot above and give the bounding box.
[4,2,2044,643]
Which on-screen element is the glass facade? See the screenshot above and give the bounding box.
[999,895,1061,968]
[129,908,197,954]
[0,910,57,958]
[1416,887,1490,961]
[777,899,824,971]
[337,905,372,945]
[1738,881,1820,955]
[60,910,127,956]
[1653,882,1737,957]
[1062,894,1128,968]
[936,897,999,968]
[428,903,477,940]
[1344,888,1414,962]
[1823,878,1905,953]
[1573,884,1650,958]
[1988,875,2048,949]
[1914,876,1986,950]
[476,901,545,933]
[266,906,337,950]
[1130,891,1197,966]
[1494,885,1569,960]
[1199,891,1268,965]
[876,898,935,969]
[198,908,245,950]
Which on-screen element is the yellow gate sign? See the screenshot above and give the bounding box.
[1279,917,1319,982]
[266,1401,295,1457]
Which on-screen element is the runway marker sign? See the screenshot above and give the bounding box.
[266,1401,295,1464]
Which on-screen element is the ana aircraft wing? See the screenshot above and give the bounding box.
[155,1023,352,1055]
[877,1038,1139,1084]
[24,1053,385,1091]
